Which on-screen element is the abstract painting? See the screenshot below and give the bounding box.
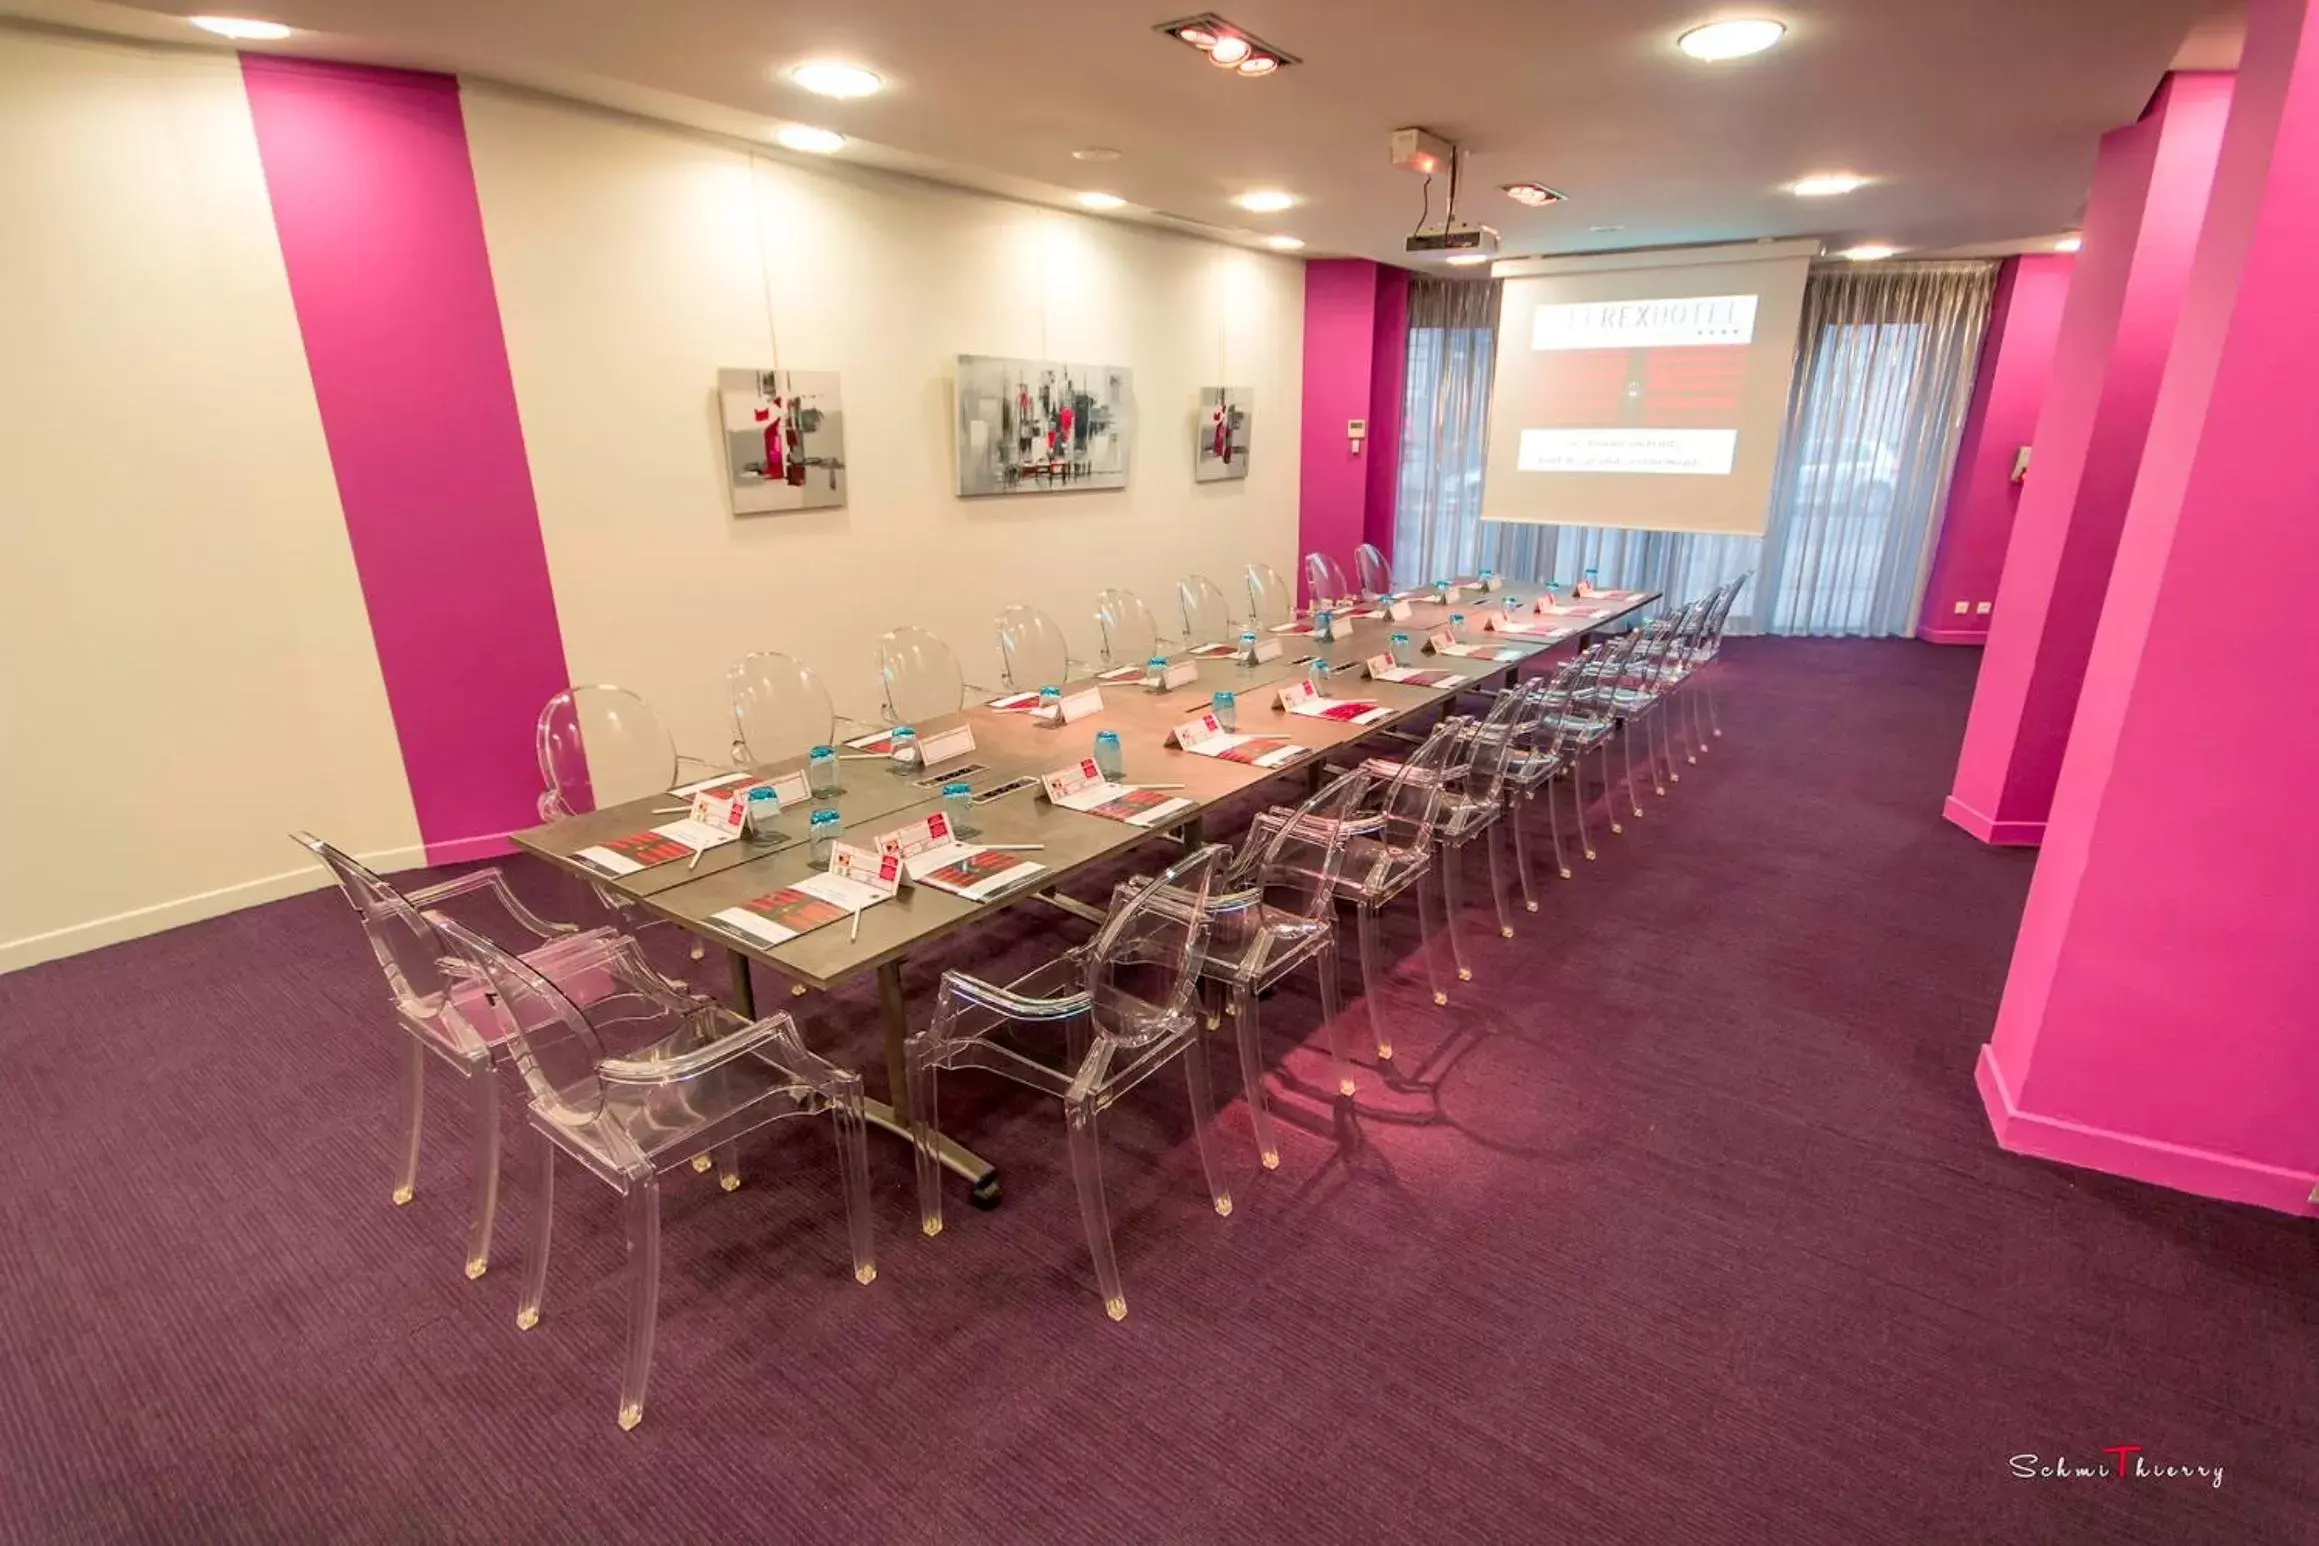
[1195,386,1252,482]
[718,368,847,515]
[955,355,1132,497]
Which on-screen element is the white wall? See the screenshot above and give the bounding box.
[0,29,421,971]
[462,86,1305,758]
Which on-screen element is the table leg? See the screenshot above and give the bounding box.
[870,958,999,1209]
[728,948,757,1017]
[876,960,911,1122]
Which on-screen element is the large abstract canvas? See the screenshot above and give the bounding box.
[955,355,1132,497]
[1195,386,1252,482]
[719,368,846,515]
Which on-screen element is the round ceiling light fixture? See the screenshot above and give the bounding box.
[788,60,884,99]
[1841,243,1899,261]
[1208,35,1253,67]
[775,125,847,155]
[1263,234,1306,251]
[1075,192,1127,211]
[1677,18,1788,61]
[189,15,294,39]
[2055,235,2083,253]
[1176,25,1217,47]
[1234,191,1297,214]
[1791,172,1868,198]
[1236,55,1279,76]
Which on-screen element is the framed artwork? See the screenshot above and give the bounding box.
[1195,386,1252,482]
[719,368,846,515]
[955,355,1132,497]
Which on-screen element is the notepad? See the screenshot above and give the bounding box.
[1042,760,1196,829]
[572,819,735,877]
[710,871,893,947]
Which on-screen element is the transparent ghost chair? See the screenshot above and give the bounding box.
[1177,573,1238,648]
[1355,542,1397,601]
[726,650,841,766]
[1304,551,1357,609]
[536,684,718,820]
[292,831,624,1281]
[1680,574,1750,752]
[1499,658,1591,895]
[1545,631,1642,841]
[1111,769,1372,1169]
[875,625,968,725]
[436,918,875,1431]
[1245,562,1296,628]
[994,604,1082,692]
[906,842,1230,1322]
[1255,717,1465,1065]
[1093,587,1168,668]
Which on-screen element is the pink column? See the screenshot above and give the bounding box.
[1944,74,2233,845]
[1363,266,1410,557]
[1298,259,1406,600]
[1976,0,2319,1216]
[1918,255,2075,643]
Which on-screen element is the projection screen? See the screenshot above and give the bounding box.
[1479,239,1815,536]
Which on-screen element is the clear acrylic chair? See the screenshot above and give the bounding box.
[437,918,875,1431]
[726,650,840,765]
[876,625,968,725]
[1547,632,1642,840]
[1113,769,1372,1169]
[293,831,623,1281]
[1500,661,1590,895]
[1177,574,1237,647]
[1094,587,1167,667]
[1245,562,1295,627]
[1367,686,1528,983]
[537,684,714,820]
[995,604,1081,691]
[906,843,1230,1322]
[1304,552,1356,608]
[1354,542,1396,601]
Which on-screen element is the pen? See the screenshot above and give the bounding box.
[1129,783,1187,791]
[981,843,1046,852]
[849,906,863,942]
[688,846,705,870]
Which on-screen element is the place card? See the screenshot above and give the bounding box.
[1424,626,1458,654]
[689,782,762,838]
[763,770,811,807]
[1251,636,1284,663]
[1033,686,1105,726]
[828,842,902,897]
[1388,598,1414,622]
[1149,659,1199,691]
[1040,759,1195,829]
[918,723,978,767]
[1481,574,1503,593]
[873,813,1045,901]
[1277,679,1392,724]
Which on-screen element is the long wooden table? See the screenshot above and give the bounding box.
[511,582,1659,1206]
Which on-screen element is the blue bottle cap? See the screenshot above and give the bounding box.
[1039,685,1061,697]
[810,744,834,758]
[893,725,915,736]
[1212,690,1234,704]
[809,808,841,827]
[747,785,778,801]
[942,781,971,797]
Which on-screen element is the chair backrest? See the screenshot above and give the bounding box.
[876,626,966,725]
[293,831,485,1051]
[1093,587,1162,666]
[1084,842,1225,1047]
[1522,658,1589,760]
[727,651,837,766]
[1245,562,1294,627]
[536,685,680,819]
[1303,552,1354,607]
[1177,574,1235,647]
[1456,679,1536,807]
[1375,716,1469,853]
[436,917,612,1126]
[1354,543,1394,600]
[1249,766,1370,927]
[995,604,1074,692]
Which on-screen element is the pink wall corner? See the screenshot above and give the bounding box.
[1298,259,1388,602]
[1918,254,2075,643]
[243,59,569,863]
[1980,0,2319,1215]
[1362,267,1410,560]
[1946,73,2233,846]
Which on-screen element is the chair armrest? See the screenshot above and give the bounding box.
[937,967,1093,1022]
[599,1012,860,1098]
[408,867,578,940]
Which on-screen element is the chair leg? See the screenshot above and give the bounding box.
[1316,941,1356,1099]
[1485,822,1515,938]
[1602,743,1625,835]
[1414,865,1451,1006]
[1511,796,1541,913]
[463,1061,500,1280]
[1572,757,1596,860]
[616,1177,662,1431]
[515,1129,554,1332]
[1544,774,1571,879]
[1655,705,1675,790]
[1065,1093,1128,1321]
[907,1046,945,1238]
[1182,1029,1233,1216]
[393,1036,425,1207]
[1230,985,1281,1171]
[1621,721,1645,819]
[1440,843,1474,984]
[1356,903,1395,1060]
[1707,672,1724,739]
[1687,683,1705,760]
[715,1141,742,1193]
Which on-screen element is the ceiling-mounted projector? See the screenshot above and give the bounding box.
[1407,222,1499,257]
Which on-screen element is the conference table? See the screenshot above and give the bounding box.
[512,583,1660,1206]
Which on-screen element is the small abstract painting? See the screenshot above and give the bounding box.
[719,368,846,515]
[955,355,1132,497]
[1195,386,1252,482]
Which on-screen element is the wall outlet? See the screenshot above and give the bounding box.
[1975,601,1992,615]
[1953,600,1969,615]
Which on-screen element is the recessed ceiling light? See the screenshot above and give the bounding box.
[1263,235,1306,251]
[1677,18,1787,61]
[2055,235,2082,253]
[1444,253,1494,267]
[1841,243,1898,261]
[1589,224,1626,233]
[1234,191,1297,214]
[1236,54,1279,76]
[1176,25,1217,47]
[1072,147,1122,163]
[189,15,294,39]
[775,125,846,155]
[1501,182,1565,208]
[1208,35,1252,66]
[1791,173,1868,198]
[788,61,883,99]
[1075,192,1127,211]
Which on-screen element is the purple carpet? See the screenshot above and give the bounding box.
[2,641,2311,1544]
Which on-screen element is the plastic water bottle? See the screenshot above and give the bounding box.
[1239,629,1259,663]
[888,726,918,772]
[1308,659,1330,698]
[1211,690,1237,732]
[1145,655,1169,687]
[808,807,841,865]
[942,780,974,836]
[1389,632,1414,668]
[1450,611,1469,641]
[1092,730,1124,782]
[745,785,781,841]
[807,745,840,798]
[1433,577,1451,603]
[1583,566,1600,596]
[1314,606,1334,640]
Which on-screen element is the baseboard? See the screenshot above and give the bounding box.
[0,841,431,976]
[1942,794,2045,846]
[1977,1046,2319,1217]
[1917,626,1988,645]
[423,830,522,865]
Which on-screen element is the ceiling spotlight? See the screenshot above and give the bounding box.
[1263,235,1306,251]
[788,60,883,99]
[1075,192,1127,210]
[1677,18,1788,61]
[775,125,846,155]
[2055,235,2083,253]
[1791,173,1868,198]
[189,15,294,38]
[1444,253,1495,267]
[1841,243,1898,261]
[1072,146,1122,163]
[1236,54,1279,76]
[1208,35,1252,66]
[1176,25,1217,46]
[1501,182,1565,208]
[1160,14,1301,72]
[1234,191,1297,214]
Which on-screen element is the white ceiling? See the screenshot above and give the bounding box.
[8,0,2237,265]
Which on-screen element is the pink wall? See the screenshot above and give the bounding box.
[1918,255,2075,642]
[1978,0,2319,1215]
[244,59,568,864]
[1363,267,1410,557]
[1299,259,1406,600]
[1944,74,2234,845]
